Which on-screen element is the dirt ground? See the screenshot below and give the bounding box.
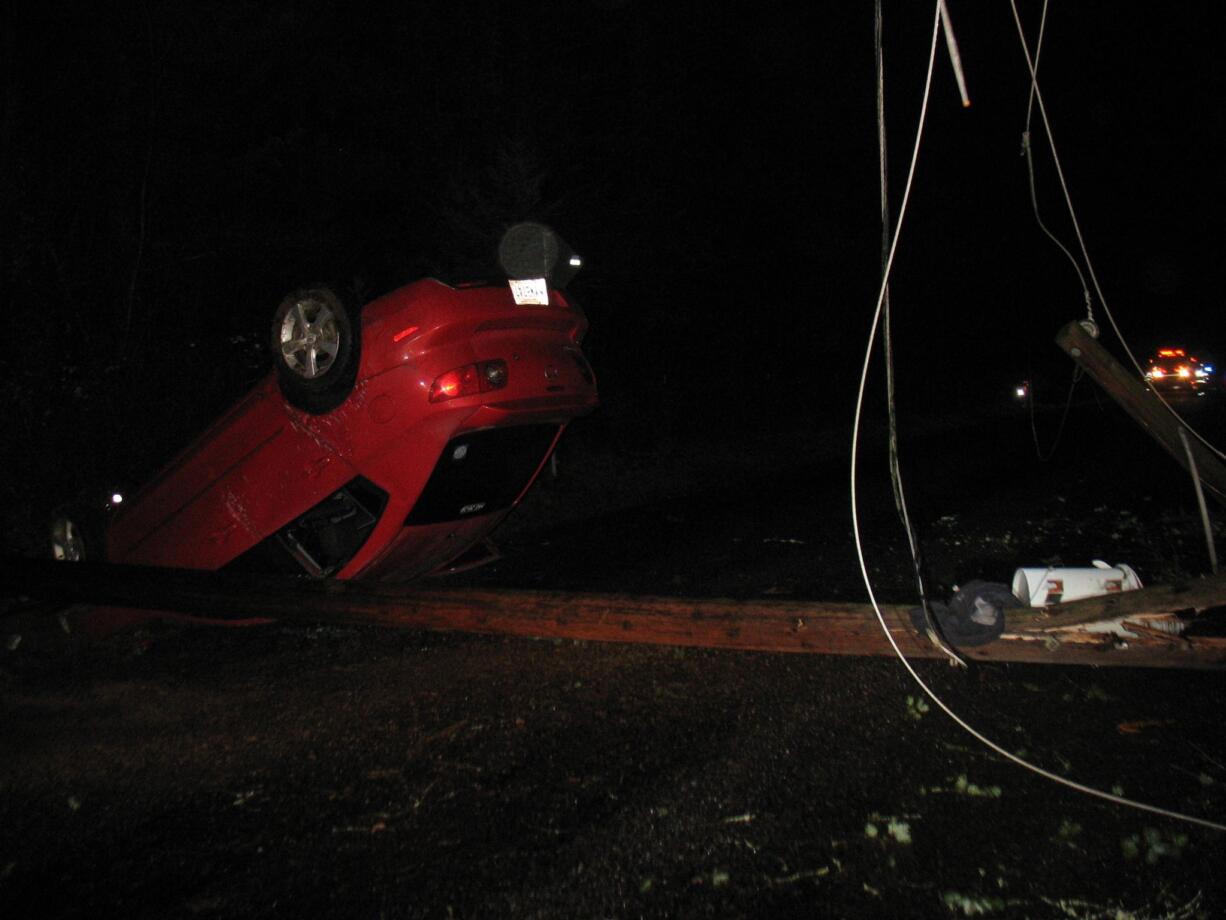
[3,402,1225,919]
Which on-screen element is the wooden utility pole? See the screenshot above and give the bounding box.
[1056,321,1226,506]
[4,557,1225,669]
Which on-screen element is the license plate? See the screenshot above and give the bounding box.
[509,278,549,306]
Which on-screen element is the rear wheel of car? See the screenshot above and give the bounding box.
[271,287,359,414]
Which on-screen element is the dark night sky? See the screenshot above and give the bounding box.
[2,1,1223,471]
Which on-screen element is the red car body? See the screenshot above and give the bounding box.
[102,276,597,582]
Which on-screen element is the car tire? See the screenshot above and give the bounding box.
[50,508,105,562]
[271,287,360,414]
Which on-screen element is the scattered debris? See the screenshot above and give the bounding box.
[864,814,915,845]
[1116,720,1173,735]
[1081,684,1114,702]
[1121,827,1189,864]
[887,820,912,844]
[691,870,730,888]
[769,867,829,886]
[365,768,402,780]
[909,581,1015,647]
[923,775,1003,799]
[1057,819,1082,839]
[906,695,931,720]
[1039,891,1205,920]
[941,891,1007,916]
[232,789,260,807]
[1013,561,1142,607]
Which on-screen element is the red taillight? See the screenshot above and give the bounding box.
[428,360,509,403]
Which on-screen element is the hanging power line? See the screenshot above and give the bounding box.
[853,0,1226,835]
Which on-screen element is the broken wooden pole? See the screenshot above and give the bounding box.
[1056,320,1226,506]
[3,556,1225,669]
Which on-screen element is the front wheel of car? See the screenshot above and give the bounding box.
[271,287,359,414]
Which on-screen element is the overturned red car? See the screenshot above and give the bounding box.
[51,224,597,582]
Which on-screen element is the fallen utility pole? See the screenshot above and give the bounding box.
[4,557,1224,669]
[1056,320,1226,506]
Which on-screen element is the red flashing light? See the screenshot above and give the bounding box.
[1157,348,1184,357]
[428,360,509,403]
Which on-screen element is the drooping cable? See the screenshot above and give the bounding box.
[1179,429,1220,576]
[853,0,1226,834]
[877,0,964,667]
[1026,365,1082,462]
[1019,0,1093,326]
[1014,0,1089,463]
[1008,0,1225,465]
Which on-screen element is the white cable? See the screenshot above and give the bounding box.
[937,0,971,108]
[1179,429,1220,576]
[877,0,964,667]
[853,0,1226,834]
[1008,0,1226,464]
